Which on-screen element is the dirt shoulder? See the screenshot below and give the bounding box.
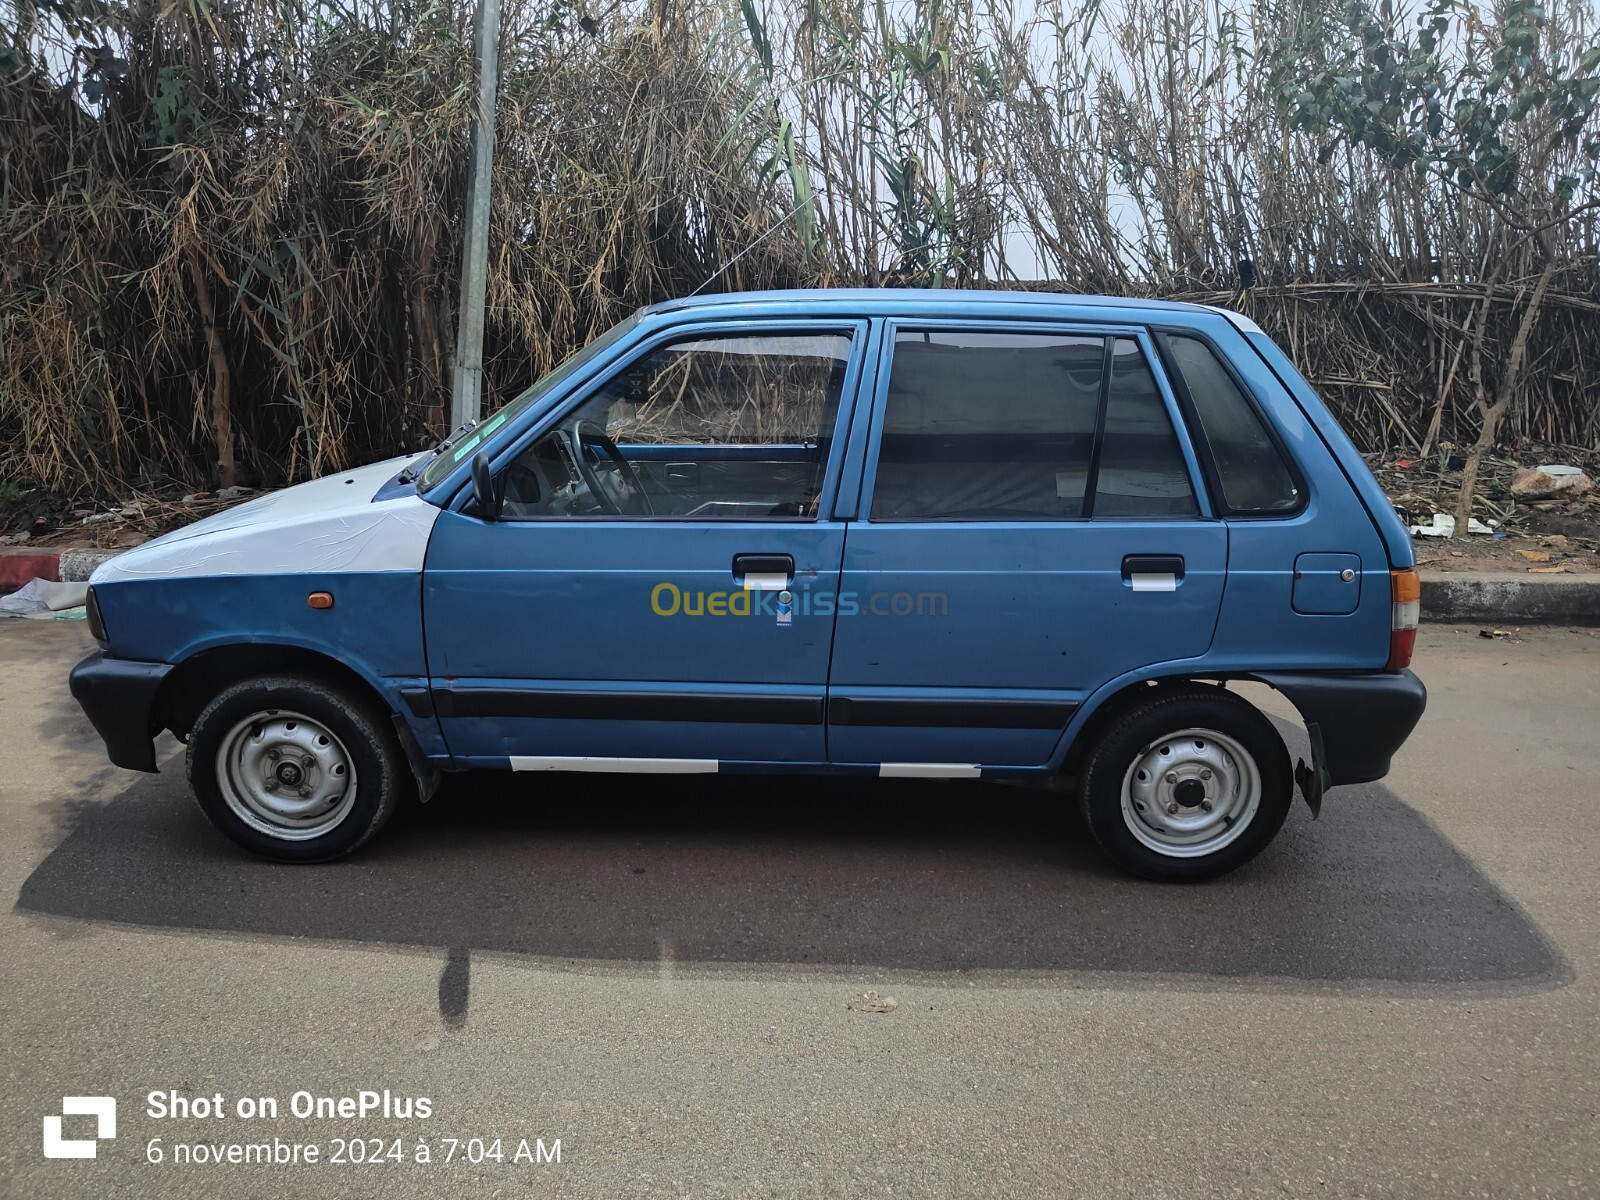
[1374,445,1599,574]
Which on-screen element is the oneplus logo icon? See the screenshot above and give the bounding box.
[43,1096,117,1159]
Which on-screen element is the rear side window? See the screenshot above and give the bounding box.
[1166,336,1300,513]
[871,330,1197,521]
[872,331,1103,520]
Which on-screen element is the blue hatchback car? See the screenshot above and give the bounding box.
[70,289,1425,880]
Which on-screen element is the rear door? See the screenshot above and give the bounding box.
[825,322,1227,772]
[423,320,867,769]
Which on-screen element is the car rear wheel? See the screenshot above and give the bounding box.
[1079,685,1293,882]
[187,674,406,862]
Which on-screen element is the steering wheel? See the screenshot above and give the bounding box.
[566,419,653,516]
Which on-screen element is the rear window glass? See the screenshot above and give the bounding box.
[1167,336,1300,513]
[872,331,1103,520]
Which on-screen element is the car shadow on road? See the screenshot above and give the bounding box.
[16,750,1566,991]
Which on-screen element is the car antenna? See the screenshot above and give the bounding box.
[687,196,813,298]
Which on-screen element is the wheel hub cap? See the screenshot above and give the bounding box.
[1120,726,1262,858]
[216,710,357,841]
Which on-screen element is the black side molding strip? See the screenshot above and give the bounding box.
[432,688,1077,731]
[434,687,823,725]
[828,696,1077,729]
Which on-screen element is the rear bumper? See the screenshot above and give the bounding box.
[68,651,172,773]
[1249,668,1427,786]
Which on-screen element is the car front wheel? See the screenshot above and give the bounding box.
[186,674,406,862]
[1079,685,1293,882]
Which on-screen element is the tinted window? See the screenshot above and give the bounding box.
[872,331,1103,520]
[1093,338,1198,517]
[501,331,851,520]
[1167,336,1299,513]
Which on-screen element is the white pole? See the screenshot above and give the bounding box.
[450,0,501,429]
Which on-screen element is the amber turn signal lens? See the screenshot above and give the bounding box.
[307,592,334,610]
[1390,567,1421,605]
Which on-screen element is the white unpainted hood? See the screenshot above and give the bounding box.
[91,455,442,584]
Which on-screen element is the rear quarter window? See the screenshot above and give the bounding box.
[1166,335,1300,514]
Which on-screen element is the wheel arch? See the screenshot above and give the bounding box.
[158,641,442,802]
[1058,674,1243,781]
[154,642,390,739]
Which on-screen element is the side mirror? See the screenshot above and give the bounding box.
[469,452,502,521]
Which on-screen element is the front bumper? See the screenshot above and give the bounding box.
[68,651,172,772]
[1250,668,1427,787]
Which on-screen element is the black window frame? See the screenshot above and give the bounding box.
[1087,334,1202,520]
[1150,327,1308,519]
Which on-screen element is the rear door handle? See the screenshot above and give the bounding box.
[1122,555,1184,592]
[733,554,793,590]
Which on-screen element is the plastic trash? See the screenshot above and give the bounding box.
[1409,512,1494,538]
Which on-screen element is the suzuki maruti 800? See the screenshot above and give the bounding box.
[70,290,1426,881]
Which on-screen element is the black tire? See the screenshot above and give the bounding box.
[186,674,407,862]
[1078,685,1293,883]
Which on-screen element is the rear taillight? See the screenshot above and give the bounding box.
[1387,568,1420,670]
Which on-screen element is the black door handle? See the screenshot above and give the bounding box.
[733,554,794,584]
[1122,554,1185,580]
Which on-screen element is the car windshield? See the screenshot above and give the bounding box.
[417,311,641,491]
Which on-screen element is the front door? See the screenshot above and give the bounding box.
[423,322,866,770]
[826,324,1227,772]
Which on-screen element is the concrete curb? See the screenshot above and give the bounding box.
[1422,570,1600,626]
[59,548,123,582]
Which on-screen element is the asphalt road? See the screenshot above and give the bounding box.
[1,621,1596,1198]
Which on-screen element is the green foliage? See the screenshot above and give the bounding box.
[151,66,200,144]
[778,119,818,259]
[1270,0,1600,198]
[740,0,773,76]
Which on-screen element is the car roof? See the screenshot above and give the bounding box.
[643,287,1227,324]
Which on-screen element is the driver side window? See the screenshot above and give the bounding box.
[501,330,853,520]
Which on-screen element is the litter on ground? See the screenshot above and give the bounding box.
[1409,512,1496,537]
[0,578,89,618]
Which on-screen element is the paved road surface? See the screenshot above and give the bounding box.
[1,621,1596,1198]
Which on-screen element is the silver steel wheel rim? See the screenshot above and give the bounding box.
[216,709,357,841]
[1119,726,1261,858]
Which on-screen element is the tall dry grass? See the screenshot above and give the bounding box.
[2,0,1597,497]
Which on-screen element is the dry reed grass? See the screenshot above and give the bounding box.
[1,0,1595,499]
